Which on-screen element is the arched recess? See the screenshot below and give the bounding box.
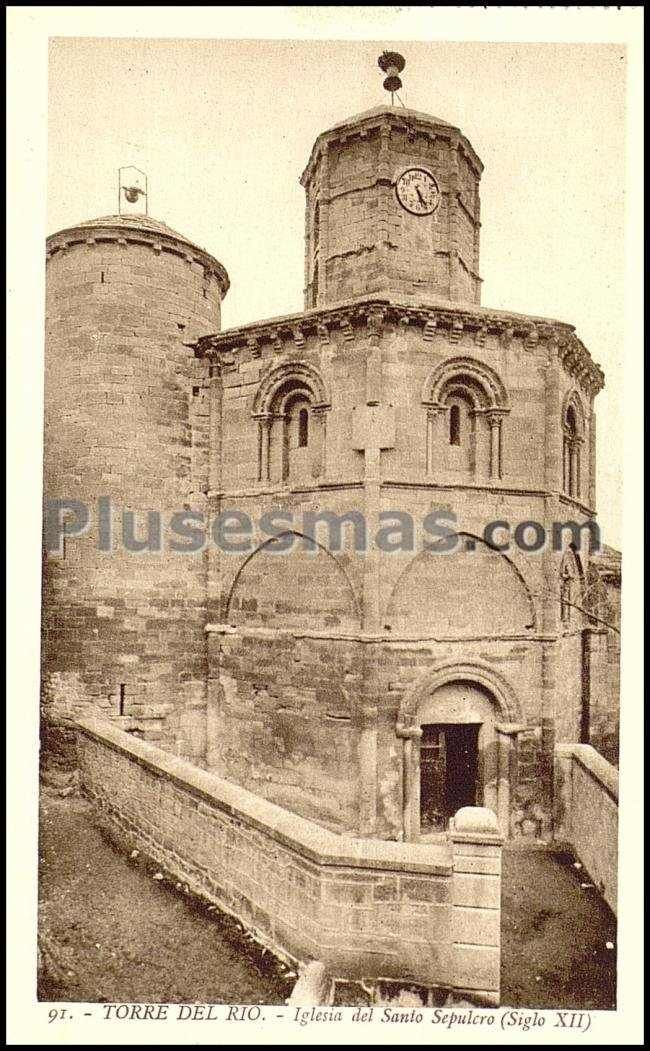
[398,661,522,839]
[422,357,510,481]
[559,543,585,626]
[400,659,521,725]
[224,530,361,631]
[385,532,537,636]
[253,361,331,486]
[561,390,586,499]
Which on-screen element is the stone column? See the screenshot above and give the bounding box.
[403,734,413,841]
[486,411,503,480]
[496,728,511,836]
[396,721,422,841]
[588,407,597,509]
[255,413,272,483]
[572,437,583,500]
[425,404,445,477]
[357,705,378,836]
[495,724,527,839]
[482,728,499,816]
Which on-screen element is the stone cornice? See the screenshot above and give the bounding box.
[46,222,230,298]
[300,106,484,187]
[205,623,551,645]
[192,296,605,396]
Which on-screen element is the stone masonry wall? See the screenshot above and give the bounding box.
[77,715,503,1003]
[554,743,618,915]
[588,549,621,765]
[208,629,362,831]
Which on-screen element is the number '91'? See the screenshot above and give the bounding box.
[48,1008,72,1023]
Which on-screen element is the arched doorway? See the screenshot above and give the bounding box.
[416,680,501,835]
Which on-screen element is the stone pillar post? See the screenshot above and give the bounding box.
[450,806,502,1006]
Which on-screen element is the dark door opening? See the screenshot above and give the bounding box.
[420,723,480,831]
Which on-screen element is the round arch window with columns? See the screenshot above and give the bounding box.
[422,356,510,481]
[252,361,331,484]
[562,390,586,499]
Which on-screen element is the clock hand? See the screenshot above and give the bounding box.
[416,186,426,207]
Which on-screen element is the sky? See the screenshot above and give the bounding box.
[47,37,626,546]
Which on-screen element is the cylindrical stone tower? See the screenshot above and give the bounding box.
[42,213,229,765]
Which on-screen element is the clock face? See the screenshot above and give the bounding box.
[395,168,440,216]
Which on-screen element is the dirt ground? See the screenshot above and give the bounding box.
[501,847,616,1010]
[38,796,293,1004]
[38,796,616,1008]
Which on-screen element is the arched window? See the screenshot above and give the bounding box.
[566,406,577,434]
[423,357,509,481]
[298,408,309,448]
[253,362,330,486]
[449,404,461,445]
[442,389,475,473]
[563,396,584,499]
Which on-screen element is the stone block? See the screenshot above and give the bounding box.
[452,944,500,992]
[452,873,500,909]
[453,906,499,947]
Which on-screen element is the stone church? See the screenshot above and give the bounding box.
[42,78,621,846]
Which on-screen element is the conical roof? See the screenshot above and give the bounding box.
[46,213,229,294]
